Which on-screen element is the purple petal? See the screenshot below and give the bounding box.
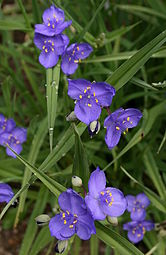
[6,144,23,158]
[35,24,56,37]
[128,229,144,243]
[126,195,135,212]
[53,34,69,55]
[136,193,150,208]
[100,188,127,217]
[42,5,65,24]
[105,125,121,150]
[143,220,154,231]
[34,33,47,50]
[130,208,146,221]
[75,43,93,59]
[91,82,115,107]
[0,132,9,146]
[85,194,106,220]
[78,212,96,234]
[55,20,72,34]
[76,221,92,240]
[61,56,78,75]
[88,167,106,198]
[6,119,16,132]
[12,127,27,143]
[104,108,124,128]
[58,189,87,216]
[39,50,59,69]
[0,183,14,203]
[74,98,101,125]
[119,108,142,129]
[49,214,75,240]
[68,79,91,100]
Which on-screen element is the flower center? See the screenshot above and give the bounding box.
[100,189,114,207]
[61,210,78,229]
[0,118,7,131]
[42,40,55,53]
[8,135,19,145]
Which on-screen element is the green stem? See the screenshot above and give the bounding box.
[17,0,31,29]
[46,68,53,151]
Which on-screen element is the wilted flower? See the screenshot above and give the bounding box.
[68,79,115,125]
[0,114,16,135]
[104,108,142,150]
[123,220,154,243]
[34,33,69,69]
[35,5,72,36]
[0,183,14,203]
[85,167,127,220]
[0,127,27,158]
[61,43,93,75]
[49,189,96,240]
[126,193,150,221]
[88,120,100,138]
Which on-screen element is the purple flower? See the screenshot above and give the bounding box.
[61,43,93,75]
[104,108,142,150]
[123,220,154,243]
[126,193,150,221]
[49,189,96,240]
[34,33,69,69]
[0,127,27,158]
[0,114,16,135]
[0,183,14,203]
[35,5,72,36]
[85,167,127,220]
[68,79,115,125]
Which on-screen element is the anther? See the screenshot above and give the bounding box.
[87,86,91,90]
[100,191,104,195]
[127,117,130,121]
[66,210,70,215]
[79,95,82,99]
[95,99,98,103]
[93,92,95,96]
[84,89,87,93]
[64,220,67,224]
[52,24,55,28]
[88,104,92,107]
[69,225,74,228]
[88,95,91,98]
[48,23,50,26]
[69,57,71,61]
[77,46,79,51]
[43,45,45,49]
[116,126,120,130]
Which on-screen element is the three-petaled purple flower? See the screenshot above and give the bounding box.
[34,33,69,69]
[68,79,115,125]
[35,5,72,36]
[126,193,150,221]
[123,220,154,243]
[61,43,93,75]
[49,189,96,240]
[0,114,16,135]
[0,183,14,203]
[0,127,27,158]
[85,167,127,220]
[104,108,142,150]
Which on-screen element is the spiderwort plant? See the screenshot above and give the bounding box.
[0,114,16,135]
[61,43,93,75]
[104,108,142,150]
[0,127,27,158]
[35,5,72,36]
[68,79,116,125]
[123,220,154,243]
[126,193,150,221]
[85,167,127,220]
[34,33,69,68]
[0,183,14,203]
[49,189,96,240]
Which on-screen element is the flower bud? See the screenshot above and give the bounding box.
[12,199,18,208]
[88,120,100,138]
[72,176,82,187]
[66,111,78,122]
[55,240,68,254]
[35,214,50,226]
[107,216,118,226]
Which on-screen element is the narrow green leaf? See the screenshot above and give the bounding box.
[73,124,89,189]
[0,20,31,31]
[17,0,32,29]
[157,130,166,154]
[96,222,144,255]
[106,30,166,91]
[121,166,166,213]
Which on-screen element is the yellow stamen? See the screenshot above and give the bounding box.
[84,89,87,93]
[109,202,112,206]
[64,220,67,224]
[69,57,71,61]
[62,213,65,218]
[74,214,78,217]
[69,225,74,228]
[109,192,112,197]
[43,45,45,49]
[48,23,50,27]
[105,199,108,203]
[126,128,128,132]
[81,51,84,55]
[100,192,104,195]
[53,14,56,18]
[74,60,78,63]
[95,99,98,103]
[52,48,54,51]
[93,92,95,96]
[77,46,79,51]
[127,117,130,121]
[87,86,91,90]
[45,49,48,53]
[116,126,120,130]
[52,24,55,28]
[73,220,77,224]
[66,210,70,215]
[137,234,141,237]
[88,103,92,107]
[79,95,82,99]
[88,95,91,98]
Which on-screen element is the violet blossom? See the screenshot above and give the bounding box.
[68,79,115,125]
[104,108,142,150]
[85,167,127,220]
[0,114,16,135]
[61,43,93,75]
[49,189,96,240]
[126,193,150,221]
[123,220,154,243]
[35,5,72,36]
[0,183,14,203]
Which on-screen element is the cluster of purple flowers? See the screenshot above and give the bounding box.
[49,168,127,240]
[34,5,93,73]
[0,114,27,158]
[68,79,143,149]
[123,193,154,243]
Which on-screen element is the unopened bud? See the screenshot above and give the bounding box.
[66,111,78,122]
[88,120,100,138]
[72,176,82,187]
[55,240,68,254]
[35,214,50,226]
[12,199,18,208]
[107,216,118,226]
